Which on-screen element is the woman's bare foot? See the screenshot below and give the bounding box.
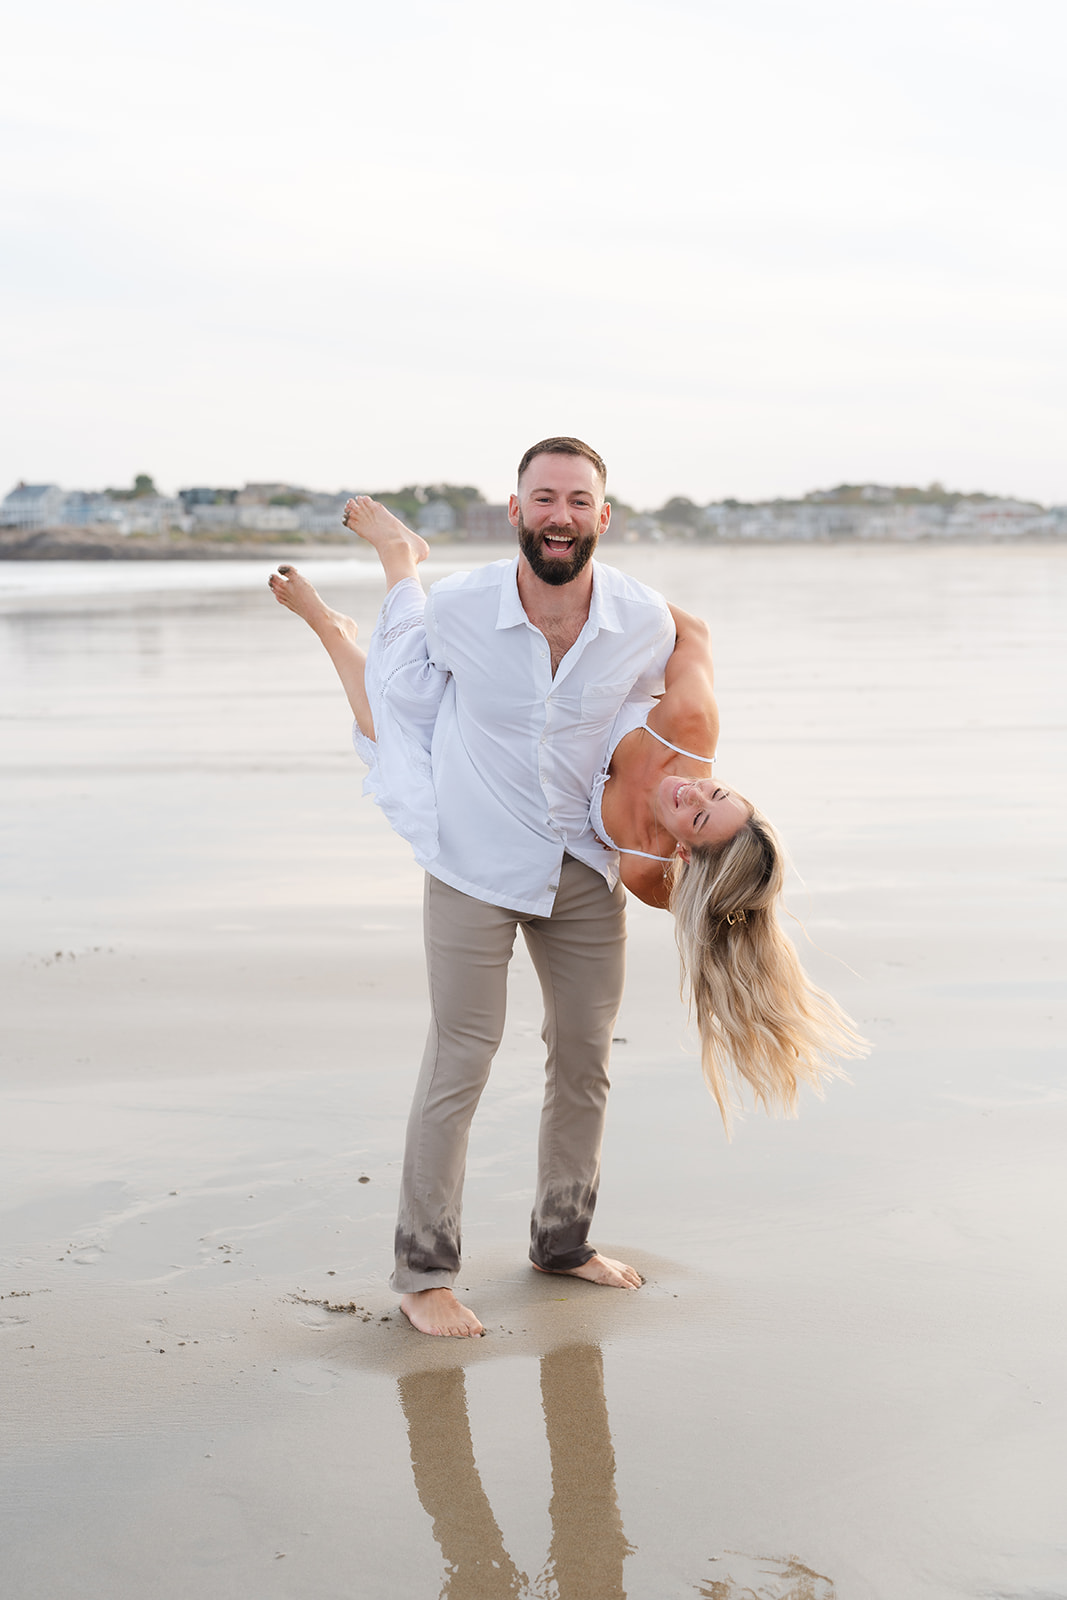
[268,564,374,733]
[343,497,431,564]
[533,1253,643,1289]
[399,1288,485,1338]
[268,564,356,640]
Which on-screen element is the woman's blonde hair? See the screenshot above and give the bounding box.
[669,809,868,1135]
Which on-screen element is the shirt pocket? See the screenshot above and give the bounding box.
[579,680,633,715]
[569,681,634,748]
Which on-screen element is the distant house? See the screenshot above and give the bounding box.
[946,499,1044,538]
[237,504,300,531]
[0,482,187,535]
[178,487,238,510]
[1,483,69,529]
[189,503,239,530]
[119,496,186,535]
[417,500,457,535]
[300,498,350,535]
[464,503,513,541]
[53,491,125,529]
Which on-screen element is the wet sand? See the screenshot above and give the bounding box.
[2,544,1065,1599]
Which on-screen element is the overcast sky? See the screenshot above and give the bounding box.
[4,0,1065,506]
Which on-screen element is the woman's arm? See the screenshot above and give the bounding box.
[647,604,720,756]
[663,604,715,694]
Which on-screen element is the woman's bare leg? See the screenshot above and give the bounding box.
[268,565,375,736]
[342,496,430,589]
[269,501,427,735]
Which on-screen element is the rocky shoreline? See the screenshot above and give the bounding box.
[0,526,364,561]
[2,524,1060,562]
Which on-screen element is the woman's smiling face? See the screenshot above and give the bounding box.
[657,775,752,850]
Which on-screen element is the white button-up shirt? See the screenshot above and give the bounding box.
[355,556,673,915]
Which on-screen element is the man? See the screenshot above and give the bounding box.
[273,438,673,1337]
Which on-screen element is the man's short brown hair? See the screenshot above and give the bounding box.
[516,437,607,492]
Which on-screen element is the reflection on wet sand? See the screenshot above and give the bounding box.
[399,1342,631,1599]
[399,1339,836,1600]
[540,1344,632,1598]
[399,1363,529,1599]
[697,1550,835,1599]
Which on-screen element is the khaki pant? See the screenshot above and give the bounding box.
[391,856,627,1293]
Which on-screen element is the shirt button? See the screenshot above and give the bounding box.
[548,883,559,892]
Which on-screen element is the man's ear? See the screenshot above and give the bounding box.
[507,493,520,528]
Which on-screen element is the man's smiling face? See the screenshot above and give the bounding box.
[510,453,610,587]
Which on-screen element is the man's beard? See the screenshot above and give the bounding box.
[516,513,600,587]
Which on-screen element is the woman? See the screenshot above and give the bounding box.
[585,603,867,1131]
[270,497,866,1134]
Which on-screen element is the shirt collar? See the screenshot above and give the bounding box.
[495,557,623,633]
[588,560,623,633]
[495,557,528,629]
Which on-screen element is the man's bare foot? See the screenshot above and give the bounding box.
[342,496,431,564]
[399,1287,485,1338]
[533,1252,643,1289]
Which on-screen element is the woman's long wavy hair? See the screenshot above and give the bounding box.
[668,808,868,1135]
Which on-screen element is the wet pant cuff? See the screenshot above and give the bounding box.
[529,1243,596,1272]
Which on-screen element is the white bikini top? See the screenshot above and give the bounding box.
[589,702,717,862]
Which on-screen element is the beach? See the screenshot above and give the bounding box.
[2,541,1065,1600]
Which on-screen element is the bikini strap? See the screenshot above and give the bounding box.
[643,723,716,765]
[591,769,675,862]
[617,844,675,863]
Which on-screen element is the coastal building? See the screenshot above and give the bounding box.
[299,498,352,535]
[0,483,188,536]
[6,477,1061,546]
[695,494,1056,541]
[115,496,186,535]
[464,503,513,541]
[943,499,1045,538]
[178,487,238,511]
[417,499,457,535]
[50,491,125,530]
[236,504,300,531]
[1,483,69,529]
[188,502,239,530]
